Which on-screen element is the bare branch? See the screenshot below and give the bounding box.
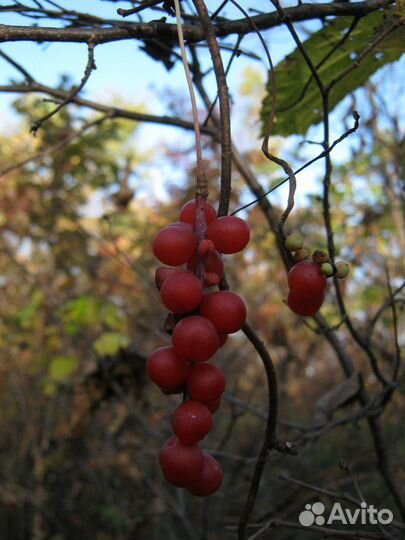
[192,0,232,217]
[30,41,97,134]
[0,1,392,44]
[0,48,35,81]
[0,114,109,178]
[0,81,217,135]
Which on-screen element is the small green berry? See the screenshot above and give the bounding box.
[312,249,330,264]
[284,233,304,252]
[293,248,309,262]
[335,261,350,279]
[321,262,334,277]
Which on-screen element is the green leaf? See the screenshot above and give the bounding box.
[15,289,44,329]
[100,302,126,331]
[59,295,99,334]
[261,10,405,136]
[93,332,129,356]
[49,356,78,381]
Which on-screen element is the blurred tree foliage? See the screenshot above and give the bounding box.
[0,67,404,540]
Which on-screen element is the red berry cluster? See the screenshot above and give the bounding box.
[287,260,327,316]
[148,199,250,496]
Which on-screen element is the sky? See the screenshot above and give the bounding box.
[1,1,403,217]
[0,0,299,213]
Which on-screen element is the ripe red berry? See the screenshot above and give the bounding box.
[155,266,179,290]
[187,250,224,284]
[153,222,196,266]
[207,216,250,254]
[200,291,246,334]
[160,271,203,314]
[159,436,204,487]
[187,363,225,402]
[218,333,228,348]
[203,250,224,277]
[205,397,221,414]
[172,315,219,362]
[147,346,189,389]
[172,400,213,445]
[287,260,327,298]
[179,200,217,227]
[198,239,216,256]
[185,453,224,496]
[204,272,220,287]
[287,290,324,316]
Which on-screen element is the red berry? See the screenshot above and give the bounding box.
[159,436,204,487]
[187,249,224,280]
[187,363,225,402]
[153,223,196,266]
[160,272,203,314]
[172,315,219,362]
[287,290,324,316]
[155,266,179,290]
[179,200,217,227]
[198,239,216,256]
[203,250,224,277]
[185,453,223,496]
[287,261,327,298]
[204,272,220,287]
[200,291,246,334]
[218,333,228,348]
[147,346,189,389]
[205,397,221,414]
[172,400,213,445]
[207,216,250,254]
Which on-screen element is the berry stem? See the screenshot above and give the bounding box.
[194,195,208,283]
[173,0,208,198]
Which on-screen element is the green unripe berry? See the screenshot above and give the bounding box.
[321,262,334,277]
[284,233,304,252]
[293,248,309,262]
[335,261,350,279]
[312,249,330,264]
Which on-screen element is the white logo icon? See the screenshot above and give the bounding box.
[298,501,393,527]
[299,502,325,526]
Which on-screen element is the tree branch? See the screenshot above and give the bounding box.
[0,0,393,44]
[192,0,232,217]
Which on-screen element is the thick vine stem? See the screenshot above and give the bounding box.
[219,276,279,540]
[194,195,208,283]
[192,0,232,217]
[238,321,279,540]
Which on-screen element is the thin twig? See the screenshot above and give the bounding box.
[202,33,244,127]
[0,81,217,136]
[0,48,35,81]
[232,111,360,216]
[384,270,402,383]
[30,41,97,134]
[0,114,109,178]
[117,0,162,17]
[326,17,405,93]
[173,0,208,196]
[262,140,297,247]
